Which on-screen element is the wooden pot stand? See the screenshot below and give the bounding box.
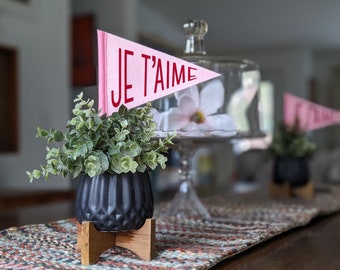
[269,181,314,199]
[77,218,156,265]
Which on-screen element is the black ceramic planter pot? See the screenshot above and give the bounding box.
[273,157,310,187]
[75,172,154,232]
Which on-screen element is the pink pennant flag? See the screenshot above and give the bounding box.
[284,92,340,131]
[97,30,220,115]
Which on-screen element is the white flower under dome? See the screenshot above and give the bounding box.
[152,79,237,137]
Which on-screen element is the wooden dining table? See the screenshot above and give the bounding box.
[213,212,340,270]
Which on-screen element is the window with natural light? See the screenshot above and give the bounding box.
[231,81,274,154]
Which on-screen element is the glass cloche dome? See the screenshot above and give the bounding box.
[152,19,263,219]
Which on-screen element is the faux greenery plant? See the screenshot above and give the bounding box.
[27,93,175,182]
[268,120,316,158]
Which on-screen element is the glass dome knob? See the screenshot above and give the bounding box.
[183,19,208,55]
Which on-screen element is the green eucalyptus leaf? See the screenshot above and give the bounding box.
[73,166,82,178]
[157,154,167,165]
[98,151,109,172]
[31,169,41,179]
[36,127,49,138]
[118,105,128,116]
[53,130,64,142]
[122,141,141,157]
[120,155,138,173]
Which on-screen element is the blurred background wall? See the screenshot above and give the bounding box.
[1,0,340,225]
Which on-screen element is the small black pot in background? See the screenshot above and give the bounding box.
[273,157,310,187]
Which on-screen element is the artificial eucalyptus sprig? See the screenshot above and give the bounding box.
[27,93,175,182]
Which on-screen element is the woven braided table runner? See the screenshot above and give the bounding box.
[1,191,340,269]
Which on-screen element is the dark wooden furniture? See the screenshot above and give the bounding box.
[0,45,18,152]
[0,190,75,210]
[213,213,340,270]
[0,190,75,230]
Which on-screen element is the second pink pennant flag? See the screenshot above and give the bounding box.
[284,92,340,131]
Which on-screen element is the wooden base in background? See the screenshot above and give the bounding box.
[77,218,156,265]
[269,181,314,199]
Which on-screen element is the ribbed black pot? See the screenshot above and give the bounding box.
[75,172,154,232]
[273,157,310,187]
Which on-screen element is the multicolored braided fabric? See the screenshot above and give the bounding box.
[1,192,340,269]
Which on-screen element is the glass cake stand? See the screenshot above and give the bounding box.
[151,19,262,220]
[162,136,236,220]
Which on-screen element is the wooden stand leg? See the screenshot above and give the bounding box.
[292,181,314,199]
[116,218,156,261]
[269,181,314,199]
[269,181,291,198]
[77,218,156,265]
